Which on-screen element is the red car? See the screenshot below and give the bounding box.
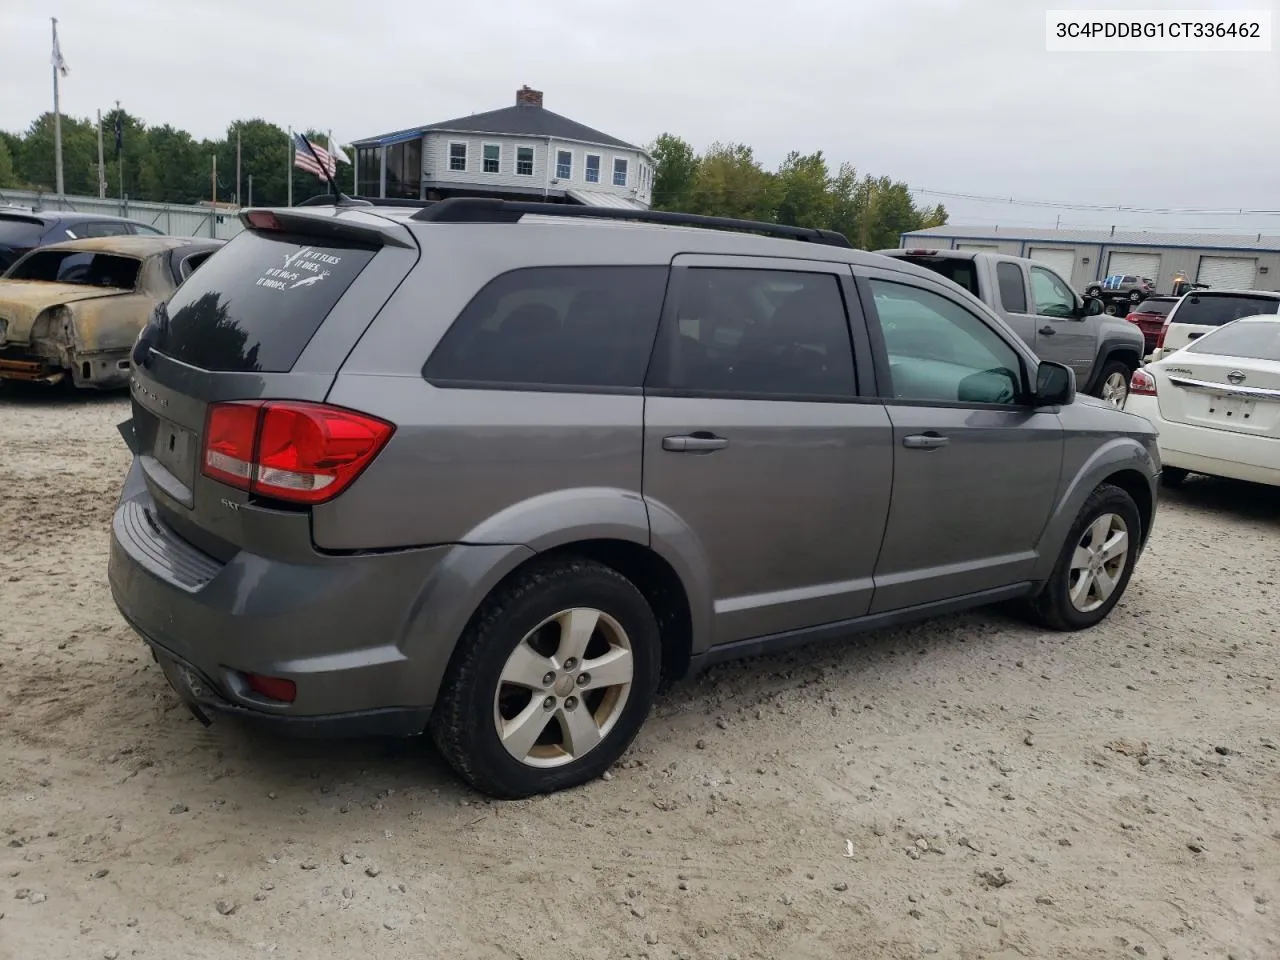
[1125,296,1179,354]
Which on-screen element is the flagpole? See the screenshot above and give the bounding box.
[286,126,293,207]
[235,125,242,207]
[51,18,64,198]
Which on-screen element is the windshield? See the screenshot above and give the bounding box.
[6,249,141,288]
[1173,294,1280,327]
[1186,319,1280,362]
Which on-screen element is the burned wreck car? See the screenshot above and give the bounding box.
[0,235,223,389]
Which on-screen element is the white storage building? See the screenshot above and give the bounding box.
[897,226,1280,294]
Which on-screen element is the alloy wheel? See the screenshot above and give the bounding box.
[1101,372,1129,407]
[492,607,634,768]
[1067,513,1129,613]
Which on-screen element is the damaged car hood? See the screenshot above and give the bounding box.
[0,281,132,342]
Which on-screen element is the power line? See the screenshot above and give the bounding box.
[909,186,1280,217]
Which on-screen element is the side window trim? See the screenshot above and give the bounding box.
[644,257,864,403]
[851,267,1033,408]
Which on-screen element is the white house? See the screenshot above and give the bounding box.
[351,87,654,209]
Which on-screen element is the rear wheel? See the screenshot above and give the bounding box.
[1024,483,1141,631]
[1085,285,1102,298]
[1161,467,1189,487]
[429,556,661,799]
[1129,289,1144,303]
[1092,359,1132,407]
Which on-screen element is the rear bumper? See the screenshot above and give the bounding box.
[108,457,482,734]
[1126,395,1280,486]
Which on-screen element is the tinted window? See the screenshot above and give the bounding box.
[1030,266,1075,318]
[132,222,164,236]
[996,262,1027,313]
[1173,293,1280,327]
[0,216,46,247]
[6,249,140,288]
[1134,299,1175,316]
[424,266,667,389]
[898,256,979,297]
[647,269,855,398]
[152,231,376,373]
[869,280,1023,406]
[1187,320,1280,361]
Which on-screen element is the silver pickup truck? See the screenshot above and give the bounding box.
[877,248,1147,406]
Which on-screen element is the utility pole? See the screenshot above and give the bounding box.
[116,100,124,208]
[235,125,242,207]
[211,154,217,238]
[96,108,106,198]
[286,126,293,207]
[51,18,66,197]
[247,174,253,207]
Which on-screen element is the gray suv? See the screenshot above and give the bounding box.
[109,199,1160,798]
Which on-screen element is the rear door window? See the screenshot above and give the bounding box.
[83,221,132,238]
[1172,294,1280,328]
[151,230,376,373]
[996,262,1027,313]
[423,266,668,389]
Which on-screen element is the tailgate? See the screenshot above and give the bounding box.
[126,211,418,559]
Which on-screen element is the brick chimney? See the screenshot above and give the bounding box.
[515,85,544,108]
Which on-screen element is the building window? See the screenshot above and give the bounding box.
[483,143,500,174]
[449,142,467,172]
[385,138,422,199]
[556,150,572,180]
[585,154,600,184]
[613,157,628,187]
[516,146,534,176]
[356,146,380,196]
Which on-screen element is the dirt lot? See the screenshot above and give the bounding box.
[0,388,1277,960]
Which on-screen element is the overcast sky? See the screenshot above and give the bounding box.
[2,0,1278,232]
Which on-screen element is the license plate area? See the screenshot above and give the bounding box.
[1205,393,1255,423]
[153,419,196,487]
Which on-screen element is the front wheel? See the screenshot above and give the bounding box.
[1085,285,1102,298]
[1091,360,1132,407]
[1023,483,1142,631]
[1129,290,1144,303]
[429,556,661,799]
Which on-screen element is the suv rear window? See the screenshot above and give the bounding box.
[1172,293,1280,328]
[895,256,979,297]
[152,230,376,373]
[7,250,140,288]
[1133,299,1175,316]
[0,215,46,248]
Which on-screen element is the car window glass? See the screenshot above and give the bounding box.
[1186,320,1280,361]
[180,252,213,279]
[1030,267,1075,318]
[869,279,1023,406]
[996,262,1027,313]
[83,221,130,238]
[132,223,164,236]
[1173,294,1280,327]
[423,266,668,389]
[6,249,140,287]
[646,268,855,398]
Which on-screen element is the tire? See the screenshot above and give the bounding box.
[1161,467,1189,488]
[1023,483,1142,632]
[1090,359,1132,407]
[1104,303,1118,316]
[429,556,661,799]
[1129,289,1143,303]
[1085,286,1102,298]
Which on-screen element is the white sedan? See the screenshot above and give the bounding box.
[1124,315,1280,488]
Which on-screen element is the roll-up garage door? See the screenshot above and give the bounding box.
[956,243,998,251]
[1196,256,1257,290]
[1028,247,1078,285]
[1106,252,1161,281]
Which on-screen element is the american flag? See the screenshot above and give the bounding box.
[293,132,336,179]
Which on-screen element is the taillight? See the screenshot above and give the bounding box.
[1124,312,1138,323]
[245,210,282,231]
[1130,369,1157,396]
[1155,317,1171,349]
[201,401,393,505]
[244,672,297,703]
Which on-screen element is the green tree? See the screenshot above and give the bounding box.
[15,112,100,195]
[649,133,698,211]
[774,151,832,228]
[0,137,19,188]
[687,142,776,222]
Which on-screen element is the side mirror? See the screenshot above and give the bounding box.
[1080,296,1104,317]
[1035,361,1076,406]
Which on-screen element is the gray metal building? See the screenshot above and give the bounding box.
[898,225,1280,294]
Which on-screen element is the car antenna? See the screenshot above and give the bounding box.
[294,131,365,207]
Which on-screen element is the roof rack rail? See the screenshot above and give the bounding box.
[410,198,852,248]
[295,194,437,209]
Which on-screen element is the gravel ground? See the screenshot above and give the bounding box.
[1,387,1277,960]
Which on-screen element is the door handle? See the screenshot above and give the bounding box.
[1038,326,1057,336]
[902,433,950,450]
[662,434,728,453]
[1187,331,1204,340]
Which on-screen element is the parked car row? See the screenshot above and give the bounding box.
[0,208,166,271]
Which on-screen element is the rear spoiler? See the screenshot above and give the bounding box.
[238,208,415,250]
